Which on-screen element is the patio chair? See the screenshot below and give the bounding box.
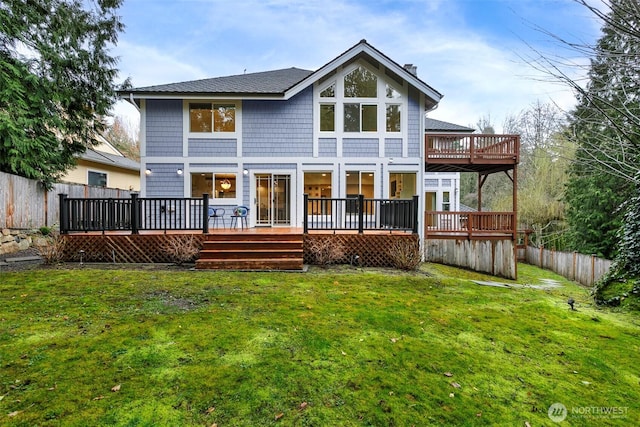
[208,207,226,229]
[230,206,249,229]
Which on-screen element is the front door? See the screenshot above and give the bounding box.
[255,174,291,226]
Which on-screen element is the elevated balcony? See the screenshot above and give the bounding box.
[425,133,520,173]
[425,132,520,240]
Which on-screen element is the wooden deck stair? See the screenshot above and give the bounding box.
[195,232,304,270]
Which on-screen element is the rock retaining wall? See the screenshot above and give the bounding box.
[0,229,48,256]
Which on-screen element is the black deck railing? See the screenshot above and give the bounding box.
[59,193,419,234]
[59,193,211,234]
[303,194,418,234]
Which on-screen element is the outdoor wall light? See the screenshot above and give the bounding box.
[145,169,152,175]
[177,169,183,175]
[243,168,249,175]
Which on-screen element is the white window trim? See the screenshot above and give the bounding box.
[187,168,242,205]
[183,100,241,140]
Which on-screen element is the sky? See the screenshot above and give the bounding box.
[111,0,603,134]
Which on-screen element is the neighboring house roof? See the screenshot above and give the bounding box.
[459,203,478,212]
[80,148,140,172]
[120,40,443,109]
[425,118,475,133]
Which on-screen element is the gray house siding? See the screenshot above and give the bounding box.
[146,100,183,157]
[188,138,237,157]
[407,87,421,158]
[384,138,402,157]
[343,138,379,157]
[242,87,313,157]
[145,163,184,197]
[319,138,337,157]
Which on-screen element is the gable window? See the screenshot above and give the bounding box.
[344,67,377,97]
[189,103,236,133]
[88,170,107,187]
[386,104,401,132]
[320,104,335,131]
[320,83,335,98]
[344,103,377,132]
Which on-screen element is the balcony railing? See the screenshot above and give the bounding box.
[425,133,520,164]
[425,211,516,239]
[304,194,418,234]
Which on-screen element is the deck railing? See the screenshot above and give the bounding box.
[425,211,516,239]
[425,133,520,162]
[59,193,211,234]
[304,194,418,234]
[59,193,419,235]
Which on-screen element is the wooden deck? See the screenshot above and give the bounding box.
[60,227,418,270]
[425,133,519,173]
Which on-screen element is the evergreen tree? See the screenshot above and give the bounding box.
[0,0,124,188]
[564,0,640,259]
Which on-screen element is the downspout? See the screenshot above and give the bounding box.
[128,93,140,112]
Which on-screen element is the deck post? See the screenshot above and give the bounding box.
[412,195,419,234]
[59,194,68,234]
[358,194,364,234]
[303,194,309,233]
[202,193,209,234]
[130,193,139,235]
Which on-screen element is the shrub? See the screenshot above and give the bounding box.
[38,233,66,264]
[39,226,52,236]
[160,235,200,265]
[307,238,345,266]
[387,239,421,271]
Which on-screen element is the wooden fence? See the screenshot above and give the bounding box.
[525,245,612,287]
[0,171,133,230]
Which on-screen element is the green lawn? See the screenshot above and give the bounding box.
[1,263,638,426]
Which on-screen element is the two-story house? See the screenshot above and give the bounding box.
[121,39,442,233]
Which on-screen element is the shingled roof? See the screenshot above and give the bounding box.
[125,67,314,96]
[425,118,474,133]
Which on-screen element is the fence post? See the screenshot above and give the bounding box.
[130,193,139,235]
[412,195,419,234]
[59,194,68,234]
[202,193,209,234]
[303,194,309,233]
[358,194,364,234]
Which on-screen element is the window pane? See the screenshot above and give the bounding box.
[386,84,401,99]
[344,103,360,132]
[344,66,377,98]
[213,104,235,132]
[320,83,335,98]
[386,104,401,132]
[190,103,212,132]
[215,173,236,198]
[304,172,332,215]
[361,172,375,199]
[362,105,377,132]
[443,191,451,211]
[320,104,335,131]
[191,173,212,197]
[88,171,107,187]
